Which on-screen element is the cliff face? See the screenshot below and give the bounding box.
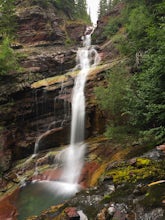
[0,0,88,168]
[0,0,105,171]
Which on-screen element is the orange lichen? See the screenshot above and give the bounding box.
[110,147,130,162]
[89,163,107,187]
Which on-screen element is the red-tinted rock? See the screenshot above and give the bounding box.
[32,168,61,182]
[0,200,17,220]
[0,189,19,220]
[65,207,80,220]
[112,210,127,220]
[157,144,165,153]
[79,161,100,188]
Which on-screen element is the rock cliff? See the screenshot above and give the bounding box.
[0,0,88,169]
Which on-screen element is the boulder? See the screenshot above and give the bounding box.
[65,207,80,220]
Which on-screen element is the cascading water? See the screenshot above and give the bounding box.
[15,27,100,220]
[60,28,100,185]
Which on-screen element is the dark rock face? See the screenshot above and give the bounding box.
[16,2,66,46]
[0,130,14,172]
[0,0,88,162]
[93,2,125,62]
[94,2,125,43]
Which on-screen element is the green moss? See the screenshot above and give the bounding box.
[106,159,165,184]
[102,194,111,203]
[136,158,151,167]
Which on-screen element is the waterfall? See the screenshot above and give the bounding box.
[60,28,100,185]
[15,29,100,220]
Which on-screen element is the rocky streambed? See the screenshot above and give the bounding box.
[0,136,164,219]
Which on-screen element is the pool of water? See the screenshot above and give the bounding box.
[15,180,79,220]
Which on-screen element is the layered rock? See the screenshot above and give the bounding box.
[93,2,125,62]
[0,0,88,164]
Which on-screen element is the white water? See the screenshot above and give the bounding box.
[60,30,100,185]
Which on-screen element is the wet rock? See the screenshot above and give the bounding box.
[0,178,8,193]
[0,130,14,172]
[65,207,80,220]
[126,211,136,220]
[0,149,12,172]
[66,22,86,44]
[0,189,19,220]
[16,4,66,45]
[0,199,17,220]
[77,210,88,220]
[133,183,147,196]
[142,149,164,160]
[112,209,127,220]
[156,144,165,153]
[135,207,164,220]
[108,203,116,216]
[34,126,70,152]
[110,203,127,220]
[129,158,137,166]
[96,207,106,220]
[32,168,61,182]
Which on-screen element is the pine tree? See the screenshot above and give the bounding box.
[54,0,76,19]
[99,0,112,17]
[107,0,112,10]
[99,0,107,17]
[76,0,89,20]
[0,0,16,38]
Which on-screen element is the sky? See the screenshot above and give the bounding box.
[86,0,101,25]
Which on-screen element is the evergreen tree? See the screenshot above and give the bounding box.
[0,0,16,38]
[99,0,108,17]
[107,0,112,10]
[0,0,19,75]
[0,37,19,75]
[54,0,76,19]
[95,0,165,144]
[76,0,88,19]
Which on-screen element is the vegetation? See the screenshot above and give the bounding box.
[53,0,90,21]
[107,158,165,184]
[95,64,131,140]
[95,0,165,145]
[0,0,19,75]
[0,37,19,75]
[0,0,16,38]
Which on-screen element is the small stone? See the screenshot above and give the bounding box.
[156,144,165,153]
[96,208,106,220]
[112,209,127,220]
[129,158,137,166]
[108,203,116,216]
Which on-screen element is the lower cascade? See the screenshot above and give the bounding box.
[15,27,100,219]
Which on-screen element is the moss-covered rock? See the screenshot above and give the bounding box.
[106,158,165,185]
